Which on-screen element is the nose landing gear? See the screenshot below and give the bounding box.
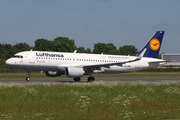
[26,71,31,81]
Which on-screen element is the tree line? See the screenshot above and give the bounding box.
[0,36,138,69]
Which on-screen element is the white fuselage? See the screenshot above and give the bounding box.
[6,51,164,74]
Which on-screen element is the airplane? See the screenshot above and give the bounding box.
[6,31,165,82]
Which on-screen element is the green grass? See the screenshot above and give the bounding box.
[0,82,180,119]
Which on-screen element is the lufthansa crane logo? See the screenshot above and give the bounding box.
[149,38,160,51]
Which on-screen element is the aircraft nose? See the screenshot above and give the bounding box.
[5,59,13,66]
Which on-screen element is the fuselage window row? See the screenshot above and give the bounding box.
[36,57,120,63]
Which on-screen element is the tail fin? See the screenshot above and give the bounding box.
[137,31,165,58]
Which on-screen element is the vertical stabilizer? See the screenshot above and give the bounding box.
[137,31,165,58]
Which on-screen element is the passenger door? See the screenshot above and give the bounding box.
[29,51,35,64]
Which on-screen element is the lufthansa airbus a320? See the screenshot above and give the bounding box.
[6,31,165,82]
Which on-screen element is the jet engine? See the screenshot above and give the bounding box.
[65,67,85,78]
[45,71,64,77]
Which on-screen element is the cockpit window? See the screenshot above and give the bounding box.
[13,55,23,59]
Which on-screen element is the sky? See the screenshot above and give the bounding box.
[0,0,180,53]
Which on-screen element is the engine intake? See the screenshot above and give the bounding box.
[65,67,84,78]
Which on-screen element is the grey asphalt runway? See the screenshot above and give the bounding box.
[0,77,180,84]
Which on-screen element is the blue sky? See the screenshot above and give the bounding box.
[1,0,180,53]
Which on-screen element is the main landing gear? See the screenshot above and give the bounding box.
[26,71,31,81]
[73,73,95,82]
[88,73,95,82]
[73,77,95,82]
[87,77,95,82]
[73,77,81,82]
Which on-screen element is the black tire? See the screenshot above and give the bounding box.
[74,77,81,82]
[26,77,30,81]
[88,77,95,82]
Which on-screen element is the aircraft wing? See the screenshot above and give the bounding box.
[79,48,147,72]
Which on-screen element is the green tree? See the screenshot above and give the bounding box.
[13,42,31,52]
[52,37,77,52]
[93,43,118,54]
[77,46,85,53]
[0,44,6,58]
[34,38,53,51]
[85,48,92,53]
[78,46,92,53]
[0,44,6,69]
[4,44,17,59]
[118,45,138,56]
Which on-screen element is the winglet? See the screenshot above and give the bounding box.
[73,50,77,53]
[127,48,146,63]
[137,48,147,60]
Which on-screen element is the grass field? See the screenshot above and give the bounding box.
[0,82,180,119]
[0,72,180,119]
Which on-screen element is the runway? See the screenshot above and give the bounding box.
[0,77,180,84]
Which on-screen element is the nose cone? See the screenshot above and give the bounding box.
[6,59,13,66]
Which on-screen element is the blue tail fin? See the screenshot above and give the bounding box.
[137,31,165,58]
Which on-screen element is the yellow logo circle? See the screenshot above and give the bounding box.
[149,38,160,51]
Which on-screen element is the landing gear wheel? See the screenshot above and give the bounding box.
[74,77,81,82]
[26,77,30,81]
[88,77,95,82]
[26,71,31,81]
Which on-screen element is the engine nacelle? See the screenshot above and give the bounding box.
[45,71,63,77]
[65,67,84,78]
